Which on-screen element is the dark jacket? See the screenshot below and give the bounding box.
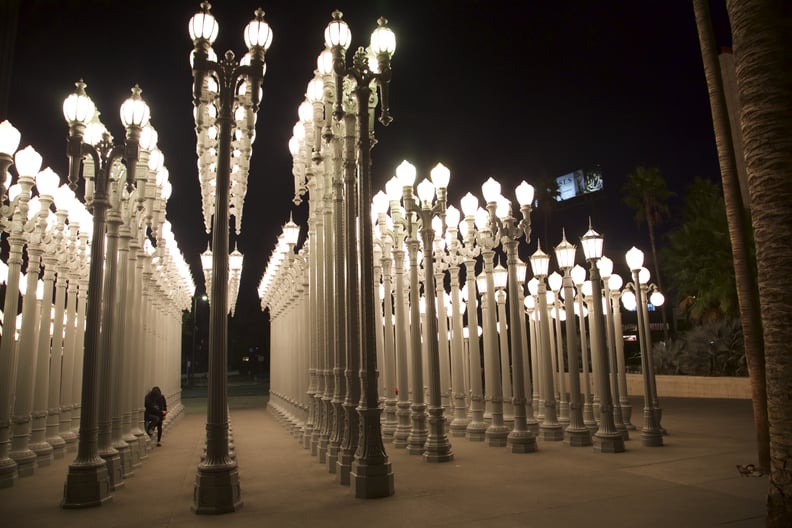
[144,386,167,416]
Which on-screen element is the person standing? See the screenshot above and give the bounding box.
[144,386,167,446]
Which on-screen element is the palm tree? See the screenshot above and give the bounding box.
[726,0,792,525]
[693,0,768,473]
[622,165,672,339]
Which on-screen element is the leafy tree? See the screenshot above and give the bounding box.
[623,165,673,338]
[662,178,744,321]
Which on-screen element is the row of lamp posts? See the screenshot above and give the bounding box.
[0,76,193,508]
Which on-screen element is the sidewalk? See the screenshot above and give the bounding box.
[0,396,767,527]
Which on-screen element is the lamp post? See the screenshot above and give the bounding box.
[580,223,624,453]
[443,205,469,436]
[61,80,149,506]
[477,178,509,447]
[554,233,593,446]
[571,264,597,431]
[491,181,538,453]
[400,162,453,463]
[325,9,395,496]
[385,177,412,448]
[606,272,634,430]
[9,157,57,476]
[27,172,63,468]
[493,264,513,425]
[373,192,398,441]
[190,292,208,385]
[547,271,570,426]
[0,133,39,487]
[530,243,563,441]
[597,256,629,440]
[459,193,487,440]
[624,247,663,446]
[189,1,272,512]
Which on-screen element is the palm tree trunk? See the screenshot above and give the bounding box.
[726,0,792,525]
[643,200,669,340]
[693,0,769,472]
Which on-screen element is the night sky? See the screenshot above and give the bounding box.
[3,1,732,362]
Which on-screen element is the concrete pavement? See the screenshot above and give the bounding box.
[0,395,767,527]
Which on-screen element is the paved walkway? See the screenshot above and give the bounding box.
[0,395,767,527]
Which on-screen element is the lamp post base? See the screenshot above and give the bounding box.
[539,423,564,441]
[99,449,124,490]
[192,461,243,514]
[507,430,538,453]
[641,429,664,447]
[61,458,112,508]
[593,432,626,453]
[0,457,18,488]
[564,427,593,447]
[485,425,509,447]
[465,421,487,442]
[9,448,37,477]
[351,458,394,499]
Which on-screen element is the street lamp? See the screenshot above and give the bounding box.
[0,134,39,488]
[625,246,663,446]
[554,232,593,446]
[190,292,209,384]
[325,9,395,497]
[571,264,597,431]
[580,222,624,453]
[597,256,629,439]
[61,80,150,506]
[459,193,487,441]
[530,242,563,441]
[400,162,453,463]
[489,181,538,453]
[189,1,272,513]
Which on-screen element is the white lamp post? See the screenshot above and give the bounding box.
[459,193,487,440]
[444,205,469,436]
[326,9,395,497]
[0,139,39,487]
[399,162,453,463]
[581,223,624,453]
[607,272,635,430]
[189,1,272,512]
[530,243,563,441]
[554,233,593,446]
[571,264,597,431]
[10,165,59,475]
[625,247,663,446]
[62,79,150,505]
[385,177,412,448]
[597,256,629,439]
[490,182,538,453]
[547,271,569,426]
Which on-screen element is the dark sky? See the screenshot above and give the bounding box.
[4,1,731,358]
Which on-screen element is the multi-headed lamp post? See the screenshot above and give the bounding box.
[554,232,593,446]
[325,9,395,498]
[401,162,454,463]
[624,246,663,446]
[580,223,624,453]
[61,80,149,507]
[488,180,538,453]
[189,1,272,513]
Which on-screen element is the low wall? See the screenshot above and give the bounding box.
[561,373,752,399]
[625,373,752,399]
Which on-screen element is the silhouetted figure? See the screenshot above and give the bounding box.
[144,386,167,446]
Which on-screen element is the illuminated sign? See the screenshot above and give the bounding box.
[554,168,604,202]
